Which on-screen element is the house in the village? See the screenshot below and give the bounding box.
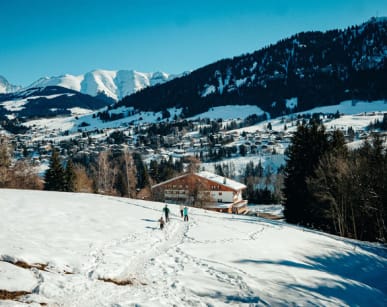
[151,171,248,214]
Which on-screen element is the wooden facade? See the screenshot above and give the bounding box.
[151,171,248,214]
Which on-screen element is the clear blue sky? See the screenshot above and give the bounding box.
[1,0,387,86]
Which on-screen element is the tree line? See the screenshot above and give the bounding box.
[43,148,195,199]
[1,133,200,201]
[283,121,386,242]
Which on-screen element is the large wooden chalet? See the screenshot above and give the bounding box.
[151,171,248,214]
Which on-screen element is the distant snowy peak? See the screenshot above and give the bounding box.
[0,75,22,94]
[25,69,179,101]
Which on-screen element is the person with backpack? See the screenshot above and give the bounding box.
[163,204,170,222]
[183,206,189,222]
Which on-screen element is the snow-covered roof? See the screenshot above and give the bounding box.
[151,173,193,189]
[151,171,246,191]
[196,171,246,191]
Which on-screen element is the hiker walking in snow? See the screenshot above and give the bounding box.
[159,217,165,230]
[183,206,189,222]
[179,204,184,218]
[163,204,170,222]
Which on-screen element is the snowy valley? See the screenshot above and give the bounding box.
[1,16,387,307]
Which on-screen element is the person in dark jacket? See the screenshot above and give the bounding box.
[163,204,170,222]
[179,204,184,218]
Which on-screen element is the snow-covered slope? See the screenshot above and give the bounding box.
[0,75,21,94]
[0,86,111,120]
[26,69,178,101]
[1,189,386,306]
[114,17,387,117]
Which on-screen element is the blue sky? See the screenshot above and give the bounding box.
[1,0,387,86]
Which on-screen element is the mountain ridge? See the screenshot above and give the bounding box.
[0,69,183,101]
[0,86,112,122]
[0,75,22,94]
[25,69,181,101]
[115,17,387,118]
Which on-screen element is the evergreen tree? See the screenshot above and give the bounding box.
[149,159,159,182]
[239,144,247,156]
[44,150,65,191]
[283,122,329,226]
[132,152,149,190]
[381,113,387,130]
[115,170,128,197]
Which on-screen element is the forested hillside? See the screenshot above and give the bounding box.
[115,17,387,118]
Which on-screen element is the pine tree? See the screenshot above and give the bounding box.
[283,122,329,226]
[115,170,128,197]
[132,152,149,190]
[44,149,65,191]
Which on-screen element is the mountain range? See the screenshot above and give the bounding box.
[0,69,180,101]
[0,69,181,123]
[1,17,387,125]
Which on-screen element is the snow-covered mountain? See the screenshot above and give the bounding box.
[115,17,387,118]
[26,69,180,101]
[1,189,386,306]
[0,86,112,122]
[0,75,21,94]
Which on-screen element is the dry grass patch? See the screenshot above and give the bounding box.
[0,289,30,300]
[99,277,147,286]
[13,260,48,271]
[99,277,134,286]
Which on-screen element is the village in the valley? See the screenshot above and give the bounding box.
[3,105,386,218]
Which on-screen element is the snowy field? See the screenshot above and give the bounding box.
[188,105,267,120]
[230,100,387,134]
[1,189,386,306]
